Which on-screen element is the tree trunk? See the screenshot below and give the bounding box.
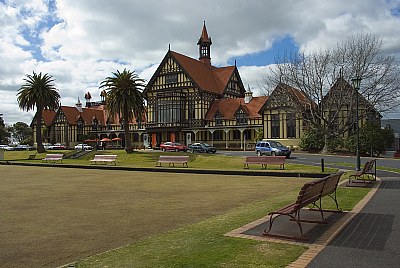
[36,109,45,153]
[320,132,329,154]
[123,105,133,154]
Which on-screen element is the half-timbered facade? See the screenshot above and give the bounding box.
[144,22,266,148]
[32,97,147,149]
[259,83,312,148]
[259,79,382,149]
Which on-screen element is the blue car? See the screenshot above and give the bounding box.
[255,140,291,158]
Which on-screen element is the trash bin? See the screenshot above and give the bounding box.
[0,148,4,160]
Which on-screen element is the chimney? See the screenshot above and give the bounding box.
[244,85,253,104]
[76,97,83,112]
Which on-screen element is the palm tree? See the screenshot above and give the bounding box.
[100,69,145,153]
[17,72,60,153]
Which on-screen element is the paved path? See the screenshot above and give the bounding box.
[307,169,400,268]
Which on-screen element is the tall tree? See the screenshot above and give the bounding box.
[265,33,400,153]
[0,125,10,144]
[17,72,60,153]
[9,122,33,145]
[100,69,145,153]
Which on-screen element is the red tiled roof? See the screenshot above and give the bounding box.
[205,96,268,120]
[170,51,236,95]
[60,106,106,125]
[42,109,57,126]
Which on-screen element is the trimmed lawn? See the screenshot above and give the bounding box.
[75,186,369,268]
[0,164,369,268]
[3,150,337,173]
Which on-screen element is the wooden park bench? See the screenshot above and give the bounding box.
[42,153,63,163]
[156,155,189,167]
[90,155,117,165]
[263,172,345,240]
[244,156,286,170]
[27,154,36,160]
[347,159,376,186]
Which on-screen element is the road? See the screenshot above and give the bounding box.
[218,150,399,170]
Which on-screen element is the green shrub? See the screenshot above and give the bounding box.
[299,129,324,151]
[326,135,344,152]
[345,123,394,156]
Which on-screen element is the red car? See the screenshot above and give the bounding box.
[160,142,188,152]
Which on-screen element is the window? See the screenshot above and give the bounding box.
[236,110,247,125]
[214,130,223,140]
[271,114,280,138]
[77,120,84,140]
[233,130,241,140]
[156,93,185,124]
[165,74,178,84]
[286,113,296,138]
[215,111,223,126]
[244,129,251,140]
[188,100,195,120]
[200,44,208,58]
[106,118,112,130]
[158,99,182,123]
[92,118,99,131]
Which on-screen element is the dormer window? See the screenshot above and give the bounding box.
[236,109,247,125]
[215,111,223,126]
[92,118,99,131]
[106,118,112,130]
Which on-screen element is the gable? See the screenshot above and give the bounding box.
[259,83,314,113]
[221,69,245,97]
[206,96,267,120]
[146,50,245,97]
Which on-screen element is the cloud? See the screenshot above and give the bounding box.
[1,0,400,124]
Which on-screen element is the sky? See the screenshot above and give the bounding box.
[1,0,400,125]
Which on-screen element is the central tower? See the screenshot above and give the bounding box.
[197,21,212,66]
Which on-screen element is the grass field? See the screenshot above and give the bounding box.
[2,150,337,174]
[0,162,369,268]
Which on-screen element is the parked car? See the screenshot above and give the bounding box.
[188,143,217,153]
[255,140,291,158]
[160,142,188,152]
[43,143,53,150]
[74,143,93,150]
[15,144,35,151]
[0,144,15,151]
[49,143,68,150]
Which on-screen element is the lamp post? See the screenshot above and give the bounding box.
[351,76,361,171]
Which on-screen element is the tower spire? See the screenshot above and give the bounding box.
[197,21,212,65]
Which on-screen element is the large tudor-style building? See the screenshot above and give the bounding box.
[32,23,268,149]
[31,23,382,150]
[144,22,266,149]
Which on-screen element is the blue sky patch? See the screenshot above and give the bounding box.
[229,36,299,67]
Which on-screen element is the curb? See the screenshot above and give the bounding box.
[0,160,330,178]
